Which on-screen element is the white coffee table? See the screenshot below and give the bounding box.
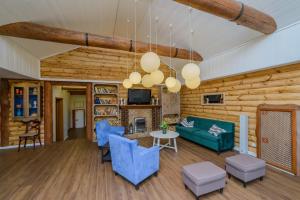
[150,130,179,152]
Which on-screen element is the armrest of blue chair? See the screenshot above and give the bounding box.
[110,126,125,136]
[134,146,160,174]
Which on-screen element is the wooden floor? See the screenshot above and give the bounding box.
[0,131,300,200]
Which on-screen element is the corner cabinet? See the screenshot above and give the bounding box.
[11,83,41,121]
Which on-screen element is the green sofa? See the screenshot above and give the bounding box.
[176,116,235,154]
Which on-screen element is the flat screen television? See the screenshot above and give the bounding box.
[128,89,151,105]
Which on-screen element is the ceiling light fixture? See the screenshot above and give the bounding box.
[140,0,160,73]
[182,7,201,89]
[129,0,142,84]
[150,17,164,84]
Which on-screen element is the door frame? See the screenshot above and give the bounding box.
[44,81,93,145]
[55,98,64,142]
[72,109,85,128]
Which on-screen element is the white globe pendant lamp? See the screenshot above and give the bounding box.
[129,71,142,84]
[185,77,201,89]
[182,63,200,80]
[165,77,176,88]
[150,70,164,84]
[123,79,132,89]
[168,79,181,93]
[141,52,160,73]
[142,74,154,88]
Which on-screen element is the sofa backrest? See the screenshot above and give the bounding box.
[187,116,235,132]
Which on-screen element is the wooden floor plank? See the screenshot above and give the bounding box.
[0,129,300,200]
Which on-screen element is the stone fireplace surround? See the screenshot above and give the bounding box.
[120,105,161,134]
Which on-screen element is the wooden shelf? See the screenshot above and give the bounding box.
[94,93,118,95]
[120,105,161,109]
[94,115,118,117]
[94,104,118,106]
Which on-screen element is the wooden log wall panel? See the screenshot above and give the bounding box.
[7,81,45,146]
[0,79,9,146]
[41,47,176,81]
[180,63,300,154]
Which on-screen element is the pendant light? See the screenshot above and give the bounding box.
[185,77,201,89]
[123,19,133,89]
[182,7,201,88]
[142,74,154,88]
[150,17,164,84]
[165,24,177,89]
[141,0,160,73]
[129,0,142,84]
[169,79,181,93]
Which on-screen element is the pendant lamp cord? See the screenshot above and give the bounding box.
[189,7,193,63]
[149,0,152,52]
[126,19,130,77]
[169,24,173,77]
[155,17,158,54]
[134,0,137,71]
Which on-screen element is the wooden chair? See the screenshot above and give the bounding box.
[18,120,42,152]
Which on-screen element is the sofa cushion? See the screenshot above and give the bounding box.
[176,126,202,135]
[182,161,226,185]
[187,116,234,133]
[226,154,266,172]
[194,130,219,142]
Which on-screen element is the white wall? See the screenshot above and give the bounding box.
[52,86,71,141]
[0,37,40,79]
[69,95,86,128]
[199,21,300,81]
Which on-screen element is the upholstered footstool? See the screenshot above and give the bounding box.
[225,154,266,187]
[182,161,226,199]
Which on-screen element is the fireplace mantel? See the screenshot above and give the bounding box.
[120,105,161,109]
[120,105,161,134]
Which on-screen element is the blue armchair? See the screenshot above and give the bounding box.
[109,134,160,190]
[95,120,125,163]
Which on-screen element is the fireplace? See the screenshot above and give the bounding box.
[120,105,161,134]
[134,117,146,133]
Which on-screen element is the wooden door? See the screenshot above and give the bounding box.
[55,98,64,142]
[73,109,85,128]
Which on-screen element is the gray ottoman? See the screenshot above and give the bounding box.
[225,154,266,187]
[182,161,226,199]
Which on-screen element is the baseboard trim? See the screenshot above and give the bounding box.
[234,146,257,157]
[0,143,44,150]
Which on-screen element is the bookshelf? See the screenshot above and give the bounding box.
[93,84,120,133]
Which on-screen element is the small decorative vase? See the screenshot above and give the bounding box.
[162,128,167,134]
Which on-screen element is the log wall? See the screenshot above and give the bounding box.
[41,47,175,81]
[181,63,300,154]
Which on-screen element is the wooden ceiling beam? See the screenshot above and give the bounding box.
[0,22,203,61]
[174,0,277,34]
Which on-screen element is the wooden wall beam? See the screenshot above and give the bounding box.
[0,22,203,61]
[44,81,52,145]
[0,79,9,146]
[174,0,277,34]
[86,83,93,142]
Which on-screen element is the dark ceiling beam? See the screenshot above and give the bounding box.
[174,0,277,34]
[0,22,203,61]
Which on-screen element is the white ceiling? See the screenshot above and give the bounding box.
[1,0,300,63]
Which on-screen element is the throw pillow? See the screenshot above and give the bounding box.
[180,118,194,128]
[208,124,226,136]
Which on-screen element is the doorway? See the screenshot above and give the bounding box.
[55,98,64,142]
